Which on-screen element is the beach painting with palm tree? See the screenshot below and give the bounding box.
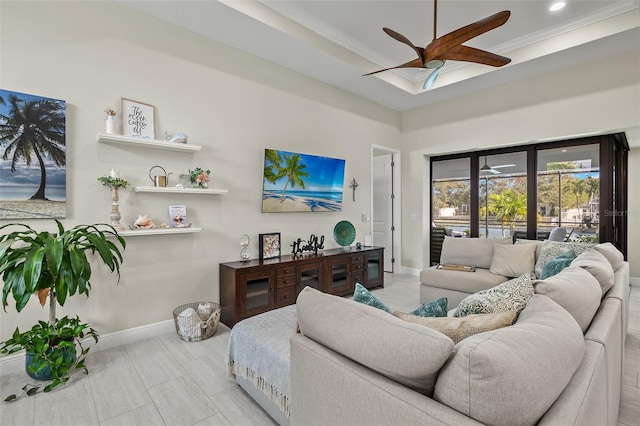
[262,148,345,212]
[0,89,66,219]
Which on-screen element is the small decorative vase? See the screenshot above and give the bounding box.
[106,116,115,134]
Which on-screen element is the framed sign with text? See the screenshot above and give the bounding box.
[121,98,155,139]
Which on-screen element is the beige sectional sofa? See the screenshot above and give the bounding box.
[290,240,630,426]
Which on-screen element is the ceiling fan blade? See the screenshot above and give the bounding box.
[383,28,424,60]
[439,45,511,67]
[424,10,510,63]
[423,61,445,90]
[489,168,501,174]
[362,57,424,76]
[491,163,516,169]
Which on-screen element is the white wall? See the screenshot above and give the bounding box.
[400,49,640,274]
[0,1,401,342]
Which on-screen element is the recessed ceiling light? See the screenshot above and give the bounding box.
[550,2,566,12]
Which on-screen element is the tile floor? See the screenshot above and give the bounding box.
[0,273,638,425]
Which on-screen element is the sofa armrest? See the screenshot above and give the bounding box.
[290,333,482,426]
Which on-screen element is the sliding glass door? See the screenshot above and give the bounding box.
[537,144,600,243]
[429,133,628,264]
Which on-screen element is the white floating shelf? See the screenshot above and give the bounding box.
[133,186,228,195]
[118,226,202,237]
[97,133,201,152]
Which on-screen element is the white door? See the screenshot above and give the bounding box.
[372,154,394,272]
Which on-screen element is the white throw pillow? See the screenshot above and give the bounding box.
[533,266,601,332]
[490,243,537,277]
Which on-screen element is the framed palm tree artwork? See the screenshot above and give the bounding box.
[262,149,345,213]
[0,89,66,219]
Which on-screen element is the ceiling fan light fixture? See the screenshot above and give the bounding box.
[426,59,444,69]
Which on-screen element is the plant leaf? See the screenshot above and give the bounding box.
[23,246,45,293]
[37,288,50,307]
[4,394,17,402]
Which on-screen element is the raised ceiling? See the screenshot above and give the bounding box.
[118,0,640,111]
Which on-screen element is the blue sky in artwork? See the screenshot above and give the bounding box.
[0,89,66,187]
[263,149,345,193]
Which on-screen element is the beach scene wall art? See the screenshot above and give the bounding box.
[0,89,66,219]
[262,148,345,213]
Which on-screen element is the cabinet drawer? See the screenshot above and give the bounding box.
[352,262,365,272]
[277,266,296,278]
[276,286,296,307]
[277,275,297,288]
[351,254,364,264]
[353,271,364,286]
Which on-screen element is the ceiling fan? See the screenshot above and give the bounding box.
[481,157,516,174]
[364,0,512,89]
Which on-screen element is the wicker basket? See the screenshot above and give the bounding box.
[173,302,221,342]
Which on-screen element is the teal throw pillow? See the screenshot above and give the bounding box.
[539,251,576,280]
[409,297,448,317]
[353,283,392,313]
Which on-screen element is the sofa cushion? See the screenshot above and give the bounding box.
[490,242,537,277]
[393,310,516,344]
[434,294,585,426]
[539,251,576,280]
[534,240,593,278]
[571,248,615,294]
[593,242,624,270]
[440,236,512,269]
[296,287,454,396]
[352,282,392,313]
[409,297,448,317]
[533,266,601,332]
[454,273,534,317]
[420,267,509,295]
[515,238,543,259]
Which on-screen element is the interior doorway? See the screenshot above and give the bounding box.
[371,146,400,273]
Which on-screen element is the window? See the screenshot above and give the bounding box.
[537,144,600,243]
[429,134,628,264]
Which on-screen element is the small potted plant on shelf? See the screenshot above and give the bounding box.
[0,220,126,400]
[188,167,210,189]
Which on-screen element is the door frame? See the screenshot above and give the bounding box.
[371,145,401,273]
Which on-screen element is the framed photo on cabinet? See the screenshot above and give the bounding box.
[259,232,281,260]
[121,98,155,139]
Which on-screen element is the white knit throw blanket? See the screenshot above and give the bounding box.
[225,305,297,419]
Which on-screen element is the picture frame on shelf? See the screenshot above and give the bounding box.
[168,205,188,227]
[121,98,155,139]
[259,232,281,260]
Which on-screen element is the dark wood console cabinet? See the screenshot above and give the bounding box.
[219,247,384,327]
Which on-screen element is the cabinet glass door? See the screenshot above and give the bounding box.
[298,262,322,293]
[367,257,380,281]
[329,259,351,294]
[243,271,274,315]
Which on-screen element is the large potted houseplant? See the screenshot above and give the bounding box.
[0,220,125,399]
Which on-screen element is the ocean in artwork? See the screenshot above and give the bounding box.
[262,190,342,212]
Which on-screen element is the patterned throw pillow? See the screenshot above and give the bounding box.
[534,241,593,278]
[393,310,517,344]
[352,283,392,313]
[409,297,448,317]
[539,251,576,280]
[454,273,534,317]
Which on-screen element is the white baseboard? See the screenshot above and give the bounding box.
[0,319,175,376]
[397,266,421,276]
